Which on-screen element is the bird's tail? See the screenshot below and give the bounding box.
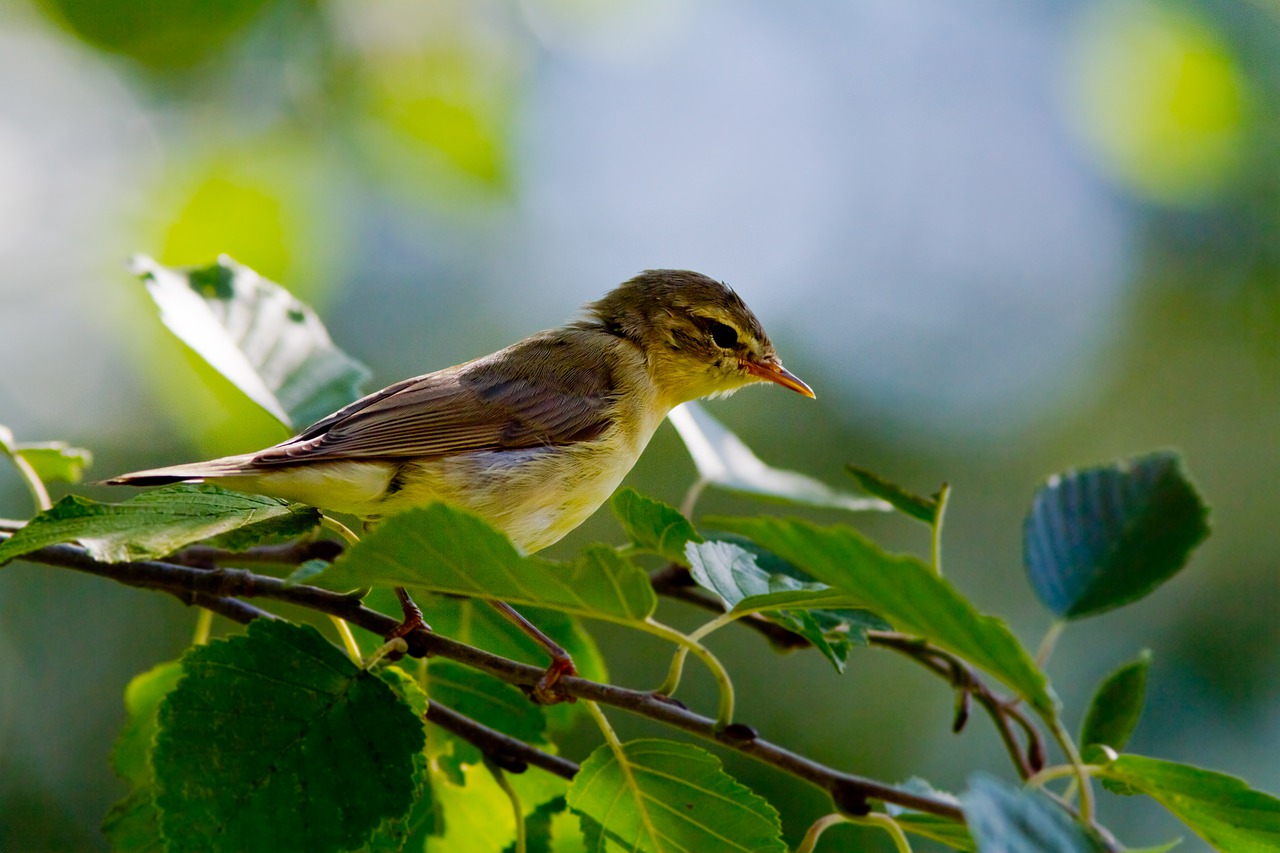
[102,454,260,487]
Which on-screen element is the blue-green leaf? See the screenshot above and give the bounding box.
[1023,452,1209,619]
[962,773,1106,852]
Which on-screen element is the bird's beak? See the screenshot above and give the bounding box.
[743,357,816,398]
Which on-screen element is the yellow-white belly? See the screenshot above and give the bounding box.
[220,405,665,554]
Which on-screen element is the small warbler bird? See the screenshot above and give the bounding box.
[108,269,814,552]
[108,270,813,694]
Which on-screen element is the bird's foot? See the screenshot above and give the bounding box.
[532,656,578,705]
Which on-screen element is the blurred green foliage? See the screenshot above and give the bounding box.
[2,0,1279,849]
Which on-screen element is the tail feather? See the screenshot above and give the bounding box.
[102,455,259,487]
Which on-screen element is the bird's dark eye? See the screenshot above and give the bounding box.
[709,321,738,349]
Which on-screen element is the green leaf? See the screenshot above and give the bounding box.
[1023,451,1210,619]
[153,620,426,853]
[1081,650,1152,752]
[710,515,1056,716]
[567,739,787,853]
[102,661,185,853]
[0,485,321,565]
[685,539,887,671]
[962,773,1107,853]
[131,255,370,430]
[845,464,942,525]
[318,504,656,622]
[611,489,702,564]
[668,402,890,512]
[1098,755,1280,851]
[13,442,93,484]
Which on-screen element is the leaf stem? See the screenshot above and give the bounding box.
[331,615,364,665]
[488,763,526,853]
[930,483,951,577]
[640,617,736,729]
[795,814,849,853]
[1036,619,1066,668]
[2,446,52,512]
[322,515,361,547]
[680,478,709,519]
[857,814,913,853]
[192,607,213,646]
[320,516,363,663]
[655,610,739,698]
[1048,718,1094,823]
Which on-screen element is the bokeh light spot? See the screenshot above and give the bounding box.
[1063,0,1247,205]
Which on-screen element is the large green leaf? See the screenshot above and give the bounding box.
[1023,452,1209,619]
[153,620,426,853]
[1098,755,1280,851]
[611,489,702,564]
[667,402,889,512]
[567,739,787,853]
[685,539,887,672]
[710,516,1056,716]
[131,255,370,430]
[0,485,321,565]
[319,504,656,623]
[1081,651,1151,753]
[961,773,1107,852]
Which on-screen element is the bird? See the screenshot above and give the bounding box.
[107,269,814,693]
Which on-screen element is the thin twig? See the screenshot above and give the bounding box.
[867,631,1045,779]
[426,702,580,780]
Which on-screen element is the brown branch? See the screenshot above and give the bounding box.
[22,542,964,824]
[647,558,1046,779]
[866,631,1046,778]
[425,702,580,780]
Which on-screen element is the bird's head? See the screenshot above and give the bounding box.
[585,270,815,407]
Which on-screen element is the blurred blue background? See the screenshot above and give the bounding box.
[1,0,1277,849]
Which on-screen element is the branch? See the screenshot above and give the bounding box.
[425,702,580,780]
[867,631,1045,778]
[21,542,964,824]
[648,562,1046,778]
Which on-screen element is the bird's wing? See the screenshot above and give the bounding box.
[250,330,624,466]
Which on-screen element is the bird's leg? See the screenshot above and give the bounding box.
[386,586,432,640]
[485,599,577,704]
